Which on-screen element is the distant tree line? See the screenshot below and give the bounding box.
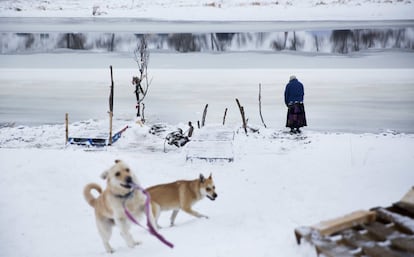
[330,29,409,54]
[5,29,413,54]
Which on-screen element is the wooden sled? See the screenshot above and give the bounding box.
[186,125,235,162]
[295,187,414,257]
[68,125,128,147]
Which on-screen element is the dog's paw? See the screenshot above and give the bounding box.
[201,214,209,219]
[105,245,115,254]
[128,241,141,248]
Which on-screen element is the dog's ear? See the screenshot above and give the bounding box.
[199,174,205,183]
[115,159,121,164]
[101,170,109,180]
[208,173,213,179]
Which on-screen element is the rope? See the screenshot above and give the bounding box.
[123,183,174,249]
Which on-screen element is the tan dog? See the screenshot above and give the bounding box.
[83,160,150,253]
[147,173,218,228]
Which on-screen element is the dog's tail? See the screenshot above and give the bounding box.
[83,183,102,207]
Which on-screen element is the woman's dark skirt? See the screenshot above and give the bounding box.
[286,103,307,129]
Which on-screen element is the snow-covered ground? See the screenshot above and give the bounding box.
[1,0,413,21]
[1,122,414,257]
[1,1,414,257]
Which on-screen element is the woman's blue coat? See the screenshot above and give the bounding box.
[284,79,304,106]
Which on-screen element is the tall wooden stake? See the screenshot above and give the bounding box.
[201,104,208,127]
[259,83,267,128]
[108,66,114,145]
[236,98,247,134]
[223,108,228,126]
[65,113,69,144]
[141,103,146,123]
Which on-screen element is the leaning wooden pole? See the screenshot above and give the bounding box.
[201,104,208,127]
[258,83,267,128]
[108,65,114,145]
[65,113,69,144]
[223,107,228,126]
[235,98,247,134]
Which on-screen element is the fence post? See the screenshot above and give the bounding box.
[65,113,69,144]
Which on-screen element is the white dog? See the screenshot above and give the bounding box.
[83,160,151,253]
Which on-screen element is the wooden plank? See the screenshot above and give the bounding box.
[341,229,409,257]
[365,222,414,254]
[376,208,414,234]
[362,245,403,257]
[312,210,376,236]
[294,227,355,257]
[364,221,396,241]
[390,236,414,253]
[314,243,355,257]
[341,229,374,249]
[392,202,414,218]
[400,187,414,205]
[393,187,414,218]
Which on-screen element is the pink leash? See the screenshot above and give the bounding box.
[123,183,174,249]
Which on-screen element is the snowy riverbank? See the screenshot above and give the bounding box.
[1,0,413,257]
[1,122,414,257]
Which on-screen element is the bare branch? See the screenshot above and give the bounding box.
[259,83,267,128]
[132,35,151,119]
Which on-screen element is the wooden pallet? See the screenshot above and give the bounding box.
[186,125,235,162]
[295,187,414,257]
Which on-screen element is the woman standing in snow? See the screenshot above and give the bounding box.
[284,75,307,133]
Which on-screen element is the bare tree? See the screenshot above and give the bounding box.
[132,35,151,122]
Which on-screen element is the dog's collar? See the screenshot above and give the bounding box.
[115,190,134,199]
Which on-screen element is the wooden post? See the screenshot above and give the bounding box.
[223,108,228,126]
[108,66,114,145]
[188,121,194,137]
[236,98,247,134]
[258,83,267,128]
[108,111,113,145]
[65,113,69,144]
[141,103,146,123]
[201,104,208,127]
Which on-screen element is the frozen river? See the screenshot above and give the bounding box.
[1,18,413,133]
[1,50,414,133]
[1,17,412,33]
